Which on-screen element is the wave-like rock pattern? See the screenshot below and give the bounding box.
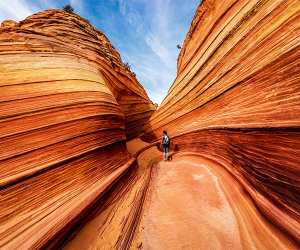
[0,9,154,249]
[1,0,300,248]
[143,0,300,245]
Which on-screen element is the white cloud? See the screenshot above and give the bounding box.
[149,89,167,105]
[70,0,84,14]
[114,0,180,104]
[0,0,86,22]
[38,0,56,8]
[138,0,181,103]
[116,0,126,15]
[0,0,38,21]
[145,33,172,66]
[0,0,63,22]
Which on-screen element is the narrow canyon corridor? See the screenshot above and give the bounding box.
[0,0,299,249]
[136,156,244,250]
[62,149,297,249]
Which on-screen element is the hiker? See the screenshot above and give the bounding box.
[162,130,170,161]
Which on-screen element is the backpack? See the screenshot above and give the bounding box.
[163,135,170,146]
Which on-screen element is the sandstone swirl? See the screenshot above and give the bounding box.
[142,0,300,246]
[0,10,154,249]
[1,0,300,249]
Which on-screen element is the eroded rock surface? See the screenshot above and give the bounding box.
[0,0,299,249]
[0,9,154,249]
[142,0,300,246]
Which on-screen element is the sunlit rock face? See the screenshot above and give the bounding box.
[0,9,154,249]
[143,0,300,245]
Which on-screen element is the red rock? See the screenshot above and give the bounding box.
[135,155,297,249]
[0,9,154,249]
[1,0,300,248]
[142,0,300,246]
[1,20,17,28]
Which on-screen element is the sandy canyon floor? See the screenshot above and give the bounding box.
[133,154,295,250]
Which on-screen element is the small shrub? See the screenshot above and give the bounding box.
[63,4,74,13]
[176,44,182,49]
[124,62,131,71]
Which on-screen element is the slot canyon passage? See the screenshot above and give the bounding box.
[0,0,299,249]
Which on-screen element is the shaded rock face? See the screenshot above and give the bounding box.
[143,0,300,244]
[0,0,300,249]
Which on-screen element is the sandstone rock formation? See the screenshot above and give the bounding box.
[0,0,300,249]
[141,0,300,246]
[0,9,154,249]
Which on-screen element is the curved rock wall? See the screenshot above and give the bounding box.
[0,9,154,249]
[0,10,155,141]
[143,0,300,244]
[0,1,299,248]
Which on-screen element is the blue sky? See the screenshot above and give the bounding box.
[0,0,199,104]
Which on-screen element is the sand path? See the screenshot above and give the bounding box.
[133,153,295,250]
[135,155,242,249]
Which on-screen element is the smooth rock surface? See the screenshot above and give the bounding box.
[134,154,296,249]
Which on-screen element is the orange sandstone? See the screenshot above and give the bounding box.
[0,9,154,249]
[142,0,300,246]
[0,0,300,249]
